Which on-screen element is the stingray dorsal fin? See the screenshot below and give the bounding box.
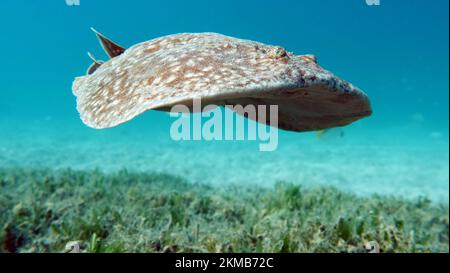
[86,52,104,75]
[91,27,125,58]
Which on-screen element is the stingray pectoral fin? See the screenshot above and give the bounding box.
[90,27,125,58]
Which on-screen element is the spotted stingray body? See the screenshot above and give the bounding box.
[72,30,371,131]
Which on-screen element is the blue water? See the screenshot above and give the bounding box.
[0,0,448,202]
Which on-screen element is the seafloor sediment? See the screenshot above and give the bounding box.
[0,117,448,203]
[0,168,448,253]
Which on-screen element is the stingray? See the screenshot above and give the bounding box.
[72,28,371,132]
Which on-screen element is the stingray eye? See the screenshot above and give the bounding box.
[268,46,287,59]
[300,54,318,64]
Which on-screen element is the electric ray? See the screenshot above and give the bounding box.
[72,28,371,131]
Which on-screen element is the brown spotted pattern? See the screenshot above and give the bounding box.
[72,33,371,130]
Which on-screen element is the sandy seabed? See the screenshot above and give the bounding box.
[0,115,448,204]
